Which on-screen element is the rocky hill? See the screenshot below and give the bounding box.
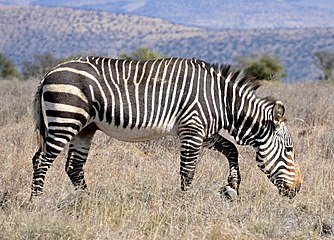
[1,5,334,82]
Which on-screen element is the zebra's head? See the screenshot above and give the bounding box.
[255,101,302,198]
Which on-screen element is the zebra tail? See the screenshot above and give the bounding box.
[33,80,46,151]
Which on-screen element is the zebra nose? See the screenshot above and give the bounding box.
[290,183,302,198]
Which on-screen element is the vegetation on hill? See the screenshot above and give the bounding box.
[1,6,334,82]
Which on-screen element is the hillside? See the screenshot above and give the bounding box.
[1,5,334,82]
[1,0,334,29]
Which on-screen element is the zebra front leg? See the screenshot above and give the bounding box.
[204,134,240,200]
[65,125,96,191]
[179,129,204,191]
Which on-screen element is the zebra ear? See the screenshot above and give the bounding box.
[273,101,285,124]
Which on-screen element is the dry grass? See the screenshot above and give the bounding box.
[0,79,333,239]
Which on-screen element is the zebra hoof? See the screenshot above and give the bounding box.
[220,186,238,201]
[57,190,87,209]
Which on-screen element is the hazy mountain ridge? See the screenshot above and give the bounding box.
[1,5,334,82]
[1,0,334,29]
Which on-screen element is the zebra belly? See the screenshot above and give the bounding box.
[95,122,178,142]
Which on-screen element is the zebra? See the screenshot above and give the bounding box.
[30,56,302,200]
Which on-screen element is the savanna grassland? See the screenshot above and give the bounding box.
[0,79,333,239]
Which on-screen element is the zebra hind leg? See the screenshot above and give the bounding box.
[31,132,73,199]
[204,134,240,200]
[65,124,96,191]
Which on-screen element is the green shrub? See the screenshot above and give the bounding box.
[236,54,286,81]
[0,53,22,80]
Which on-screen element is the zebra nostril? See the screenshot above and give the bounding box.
[295,183,301,193]
[288,190,296,199]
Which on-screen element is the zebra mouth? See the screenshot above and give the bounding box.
[279,188,297,199]
[278,183,301,199]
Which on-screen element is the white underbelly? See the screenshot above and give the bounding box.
[95,122,178,142]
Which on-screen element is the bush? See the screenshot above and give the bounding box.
[22,52,63,80]
[0,53,22,80]
[236,54,286,81]
[119,47,164,60]
[314,51,334,81]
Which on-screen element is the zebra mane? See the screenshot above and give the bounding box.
[209,62,278,107]
[212,63,262,93]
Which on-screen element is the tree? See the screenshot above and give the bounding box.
[22,52,60,79]
[119,47,163,60]
[236,54,286,81]
[0,53,22,80]
[314,51,334,81]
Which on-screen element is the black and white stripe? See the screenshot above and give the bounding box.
[31,57,302,199]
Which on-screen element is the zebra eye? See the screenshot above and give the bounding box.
[286,146,293,153]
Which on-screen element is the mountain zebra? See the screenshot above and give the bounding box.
[31,57,302,199]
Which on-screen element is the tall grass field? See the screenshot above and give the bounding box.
[0,79,333,239]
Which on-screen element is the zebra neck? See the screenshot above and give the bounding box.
[227,94,274,147]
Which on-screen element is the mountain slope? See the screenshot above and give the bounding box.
[1,5,334,82]
[1,0,334,29]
